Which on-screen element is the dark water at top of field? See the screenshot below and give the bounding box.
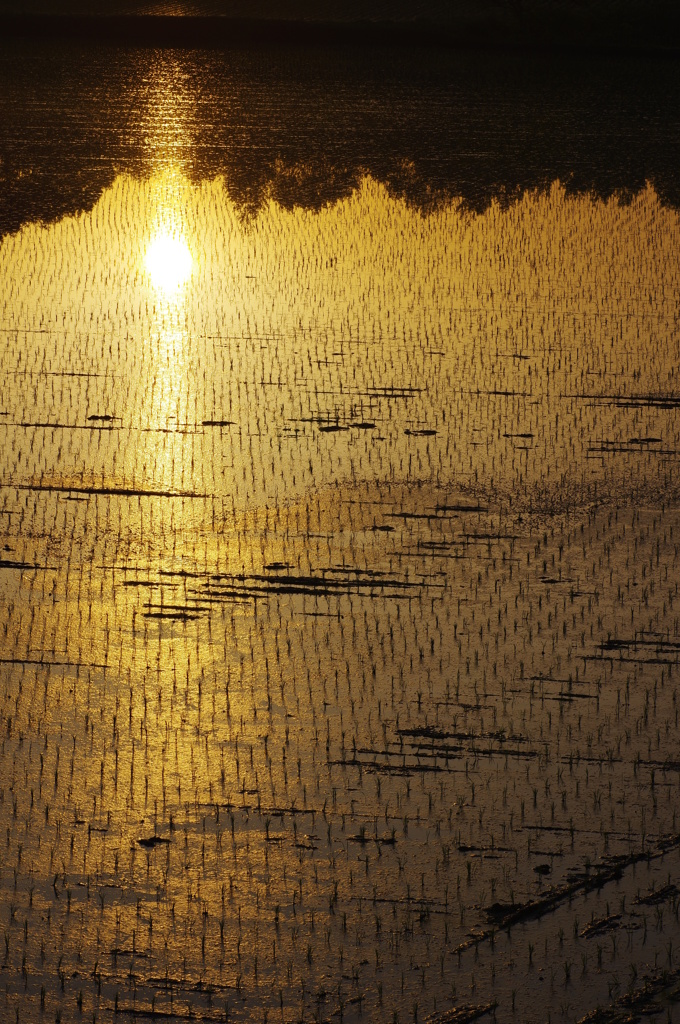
[1,39,679,238]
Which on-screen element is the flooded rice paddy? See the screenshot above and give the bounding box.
[2,44,680,1024]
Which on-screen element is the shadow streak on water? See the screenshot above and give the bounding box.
[0,40,679,237]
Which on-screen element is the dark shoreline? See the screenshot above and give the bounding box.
[2,12,680,55]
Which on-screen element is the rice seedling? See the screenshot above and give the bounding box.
[0,48,678,1024]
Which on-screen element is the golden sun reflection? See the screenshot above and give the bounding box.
[145,231,192,293]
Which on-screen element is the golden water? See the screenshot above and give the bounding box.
[1,168,680,1022]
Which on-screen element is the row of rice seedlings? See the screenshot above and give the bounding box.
[0,175,678,1021]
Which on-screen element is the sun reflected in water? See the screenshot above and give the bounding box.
[145,231,192,293]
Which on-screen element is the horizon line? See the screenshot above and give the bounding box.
[2,12,680,56]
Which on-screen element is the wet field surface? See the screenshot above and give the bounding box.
[1,42,680,1024]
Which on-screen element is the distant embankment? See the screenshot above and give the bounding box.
[1,11,680,53]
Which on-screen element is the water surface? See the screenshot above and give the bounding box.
[1,42,680,1024]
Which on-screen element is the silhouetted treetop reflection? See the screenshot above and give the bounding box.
[1,41,679,237]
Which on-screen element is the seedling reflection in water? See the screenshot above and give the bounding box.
[0,169,679,1023]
